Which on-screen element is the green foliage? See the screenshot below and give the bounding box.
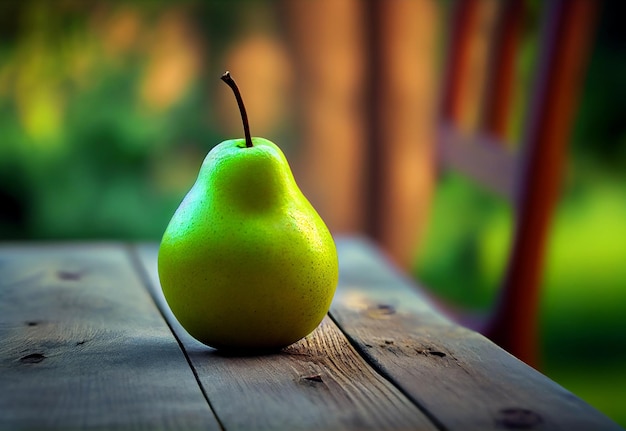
[415,172,511,311]
[0,1,226,240]
[571,0,626,173]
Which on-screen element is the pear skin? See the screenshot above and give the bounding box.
[158,137,339,350]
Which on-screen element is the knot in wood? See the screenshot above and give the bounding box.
[367,304,396,319]
[57,270,83,281]
[20,353,46,364]
[302,374,323,383]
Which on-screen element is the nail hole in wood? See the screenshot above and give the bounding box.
[496,408,543,429]
[57,270,82,281]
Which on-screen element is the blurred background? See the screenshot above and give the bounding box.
[0,0,624,425]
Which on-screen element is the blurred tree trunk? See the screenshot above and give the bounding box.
[367,0,440,269]
[281,0,440,270]
[280,0,367,235]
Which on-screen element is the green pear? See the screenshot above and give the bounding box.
[157,72,338,351]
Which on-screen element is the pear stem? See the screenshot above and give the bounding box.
[221,71,253,148]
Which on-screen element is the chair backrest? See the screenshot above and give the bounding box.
[396,0,597,367]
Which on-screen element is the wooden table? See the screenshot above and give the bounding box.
[0,238,621,431]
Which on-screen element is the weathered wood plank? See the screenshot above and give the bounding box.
[135,244,436,431]
[0,243,220,431]
[330,237,624,431]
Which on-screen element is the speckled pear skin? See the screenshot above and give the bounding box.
[158,137,338,350]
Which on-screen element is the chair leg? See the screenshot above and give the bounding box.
[484,0,598,370]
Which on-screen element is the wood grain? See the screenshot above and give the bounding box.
[0,244,220,431]
[330,237,624,431]
[134,244,436,431]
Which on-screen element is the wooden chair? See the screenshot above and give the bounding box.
[282,0,598,368]
[368,0,598,368]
